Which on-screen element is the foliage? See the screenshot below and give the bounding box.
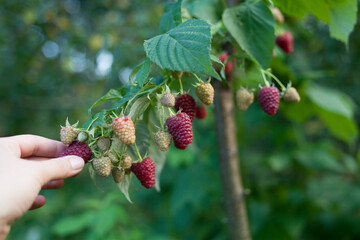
[2,0,360,239]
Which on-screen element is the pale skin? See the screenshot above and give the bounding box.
[0,135,85,240]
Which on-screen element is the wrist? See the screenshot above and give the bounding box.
[0,219,10,240]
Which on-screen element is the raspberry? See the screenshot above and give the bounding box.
[257,86,280,115]
[92,156,111,177]
[160,93,175,107]
[236,88,254,111]
[112,116,136,145]
[154,131,172,151]
[107,150,119,165]
[131,157,156,189]
[175,94,196,122]
[166,112,193,150]
[77,132,88,142]
[97,137,111,152]
[59,141,92,163]
[120,153,132,169]
[219,53,234,74]
[196,82,214,106]
[60,126,78,145]
[174,140,187,150]
[112,168,125,183]
[276,32,293,54]
[284,87,301,102]
[271,7,284,23]
[196,106,207,119]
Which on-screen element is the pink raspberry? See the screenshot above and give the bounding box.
[59,141,92,163]
[166,112,193,150]
[131,157,156,189]
[175,94,196,122]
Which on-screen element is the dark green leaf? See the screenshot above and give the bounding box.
[159,0,182,33]
[144,19,220,80]
[183,0,223,24]
[223,1,275,69]
[52,212,95,236]
[88,88,124,116]
[135,58,152,87]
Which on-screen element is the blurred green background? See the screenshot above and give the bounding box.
[1,0,360,239]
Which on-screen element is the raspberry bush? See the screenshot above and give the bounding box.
[55,0,359,239]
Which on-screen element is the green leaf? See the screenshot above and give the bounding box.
[306,84,358,142]
[183,0,223,24]
[159,0,182,33]
[87,88,124,116]
[223,1,275,69]
[52,212,95,236]
[127,96,151,120]
[135,58,152,87]
[144,19,220,80]
[117,174,133,203]
[88,164,98,186]
[273,0,357,45]
[147,109,168,191]
[306,84,355,119]
[328,0,357,46]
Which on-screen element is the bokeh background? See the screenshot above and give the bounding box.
[1,0,360,239]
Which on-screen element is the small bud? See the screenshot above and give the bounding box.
[77,132,88,142]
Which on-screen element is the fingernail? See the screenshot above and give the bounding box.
[69,157,84,170]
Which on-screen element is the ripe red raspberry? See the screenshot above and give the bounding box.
[166,112,193,150]
[112,116,136,145]
[59,141,92,163]
[257,86,280,115]
[131,157,156,189]
[174,140,187,150]
[219,53,234,74]
[196,106,207,119]
[175,94,196,122]
[196,82,214,106]
[276,32,293,54]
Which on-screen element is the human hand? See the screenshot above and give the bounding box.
[0,135,85,238]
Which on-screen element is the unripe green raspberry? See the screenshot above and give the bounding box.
[112,116,136,145]
[112,168,125,183]
[161,93,175,107]
[77,132,88,142]
[121,153,132,169]
[93,156,112,177]
[97,137,111,152]
[107,150,119,165]
[60,126,78,145]
[154,131,172,151]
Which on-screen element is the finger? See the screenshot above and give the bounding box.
[10,134,66,158]
[25,156,50,161]
[42,180,65,189]
[29,195,46,210]
[35,156,84,184]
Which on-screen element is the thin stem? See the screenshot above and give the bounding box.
[260,69,270,87]
[158,107,164,129]
[263,69,286,90]
[194,74,203,84]
[134,142,143,162]
[179,76,183,94]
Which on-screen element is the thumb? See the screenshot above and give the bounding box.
[36,156,85,184]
